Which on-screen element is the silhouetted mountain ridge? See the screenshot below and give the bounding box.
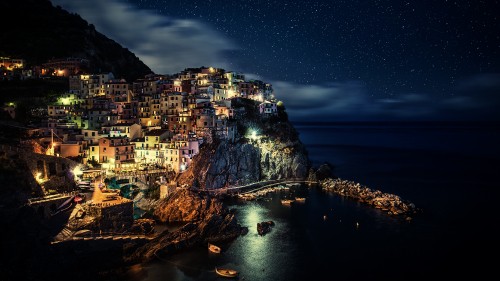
[0,0,152,81]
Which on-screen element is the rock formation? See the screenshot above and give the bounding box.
[177,99,310,189]
[128,189,243,262]
[320,177,418,217]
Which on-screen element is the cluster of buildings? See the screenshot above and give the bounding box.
[20,66,279,174]
[1,56,89,80]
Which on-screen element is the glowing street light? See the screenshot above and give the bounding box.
[247,129,259,141]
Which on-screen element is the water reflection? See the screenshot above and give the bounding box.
[139,185,423,281]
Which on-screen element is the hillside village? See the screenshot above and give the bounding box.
[2,58,280,177]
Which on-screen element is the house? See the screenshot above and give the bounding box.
[259,101,278,116]
[101,79,129,98]
[103,123,142,140]
[132,129,171,165]
[82,129,101,146]
[59,140,87,159]
[97,136,135,172]
[160,135,200,173]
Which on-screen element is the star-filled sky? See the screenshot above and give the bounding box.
[52,0,500,121]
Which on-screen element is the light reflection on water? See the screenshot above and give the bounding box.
[137,186,406,281]
[133,124,500,281]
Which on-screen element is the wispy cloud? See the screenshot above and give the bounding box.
[271,80,374,121]
[52,0,236,74]
[273,74,500,121]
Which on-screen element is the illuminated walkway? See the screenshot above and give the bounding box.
[208,179,318,194]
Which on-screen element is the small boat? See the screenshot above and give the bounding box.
[295,197,306,202]
[281,199,294,205]
[215,267,238,278]
[208,243,221,254]
[74,195,85,203]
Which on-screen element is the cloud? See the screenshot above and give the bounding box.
[52,0,236,74]
[439,73,500,120]
[273,74,500,121]
[272,80,443,121]
[271,80,374,121]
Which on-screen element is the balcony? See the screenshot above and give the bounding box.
[115,150,133,155]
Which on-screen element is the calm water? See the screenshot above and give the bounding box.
[134,122,500,280]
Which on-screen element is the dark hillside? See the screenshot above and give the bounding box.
[0,0,152,81]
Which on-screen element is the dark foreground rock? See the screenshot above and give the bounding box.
[320,177,418,217]
[126,189,243,262]
[257,221,274,236]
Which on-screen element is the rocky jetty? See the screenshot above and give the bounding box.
[320,178,418,217]
[127,189,244,262]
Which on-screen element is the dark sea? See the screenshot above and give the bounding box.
[133,122,500,281]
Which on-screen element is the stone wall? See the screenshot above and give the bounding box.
[0,144,79,193]
[84,200,134,232]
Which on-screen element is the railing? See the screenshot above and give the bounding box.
[207,179,318,194]
[27,191,78,205]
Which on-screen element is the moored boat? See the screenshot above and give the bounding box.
[208,243,221,254]
[281,199,294,205]
[295,197,306,202]
[215,267,238,278]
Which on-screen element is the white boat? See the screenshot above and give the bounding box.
[281,199,294,205]
[215,267,238,278]
[295,197,306,202]
[208,243,221,254]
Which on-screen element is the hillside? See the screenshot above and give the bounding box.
[177,98,311,189]
[0,0,152,81]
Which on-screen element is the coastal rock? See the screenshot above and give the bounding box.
[257,221,275,235]
[129,219,156,235]
[320,177,418,216]
[153,189,225,222]
[177,119,310,189]
[133,192,159,213]
[315,162,336,181]
[128,189,243,262]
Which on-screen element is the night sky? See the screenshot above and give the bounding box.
[52,0,500,121]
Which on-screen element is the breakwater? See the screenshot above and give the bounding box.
[320,178,418,217]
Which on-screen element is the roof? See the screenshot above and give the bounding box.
[112,122,138,127]
[103,136,128,139]
[145,129,169,136]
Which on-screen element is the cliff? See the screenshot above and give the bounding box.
[178,99,310,189]
[127,189,243,262]
[0,0,152,81]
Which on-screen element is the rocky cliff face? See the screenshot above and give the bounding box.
[128,189,243,262]
[153,189,226,222]
[178,100,310,189]
[198,137,309,189]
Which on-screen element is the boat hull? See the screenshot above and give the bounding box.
[215,267,238,278]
